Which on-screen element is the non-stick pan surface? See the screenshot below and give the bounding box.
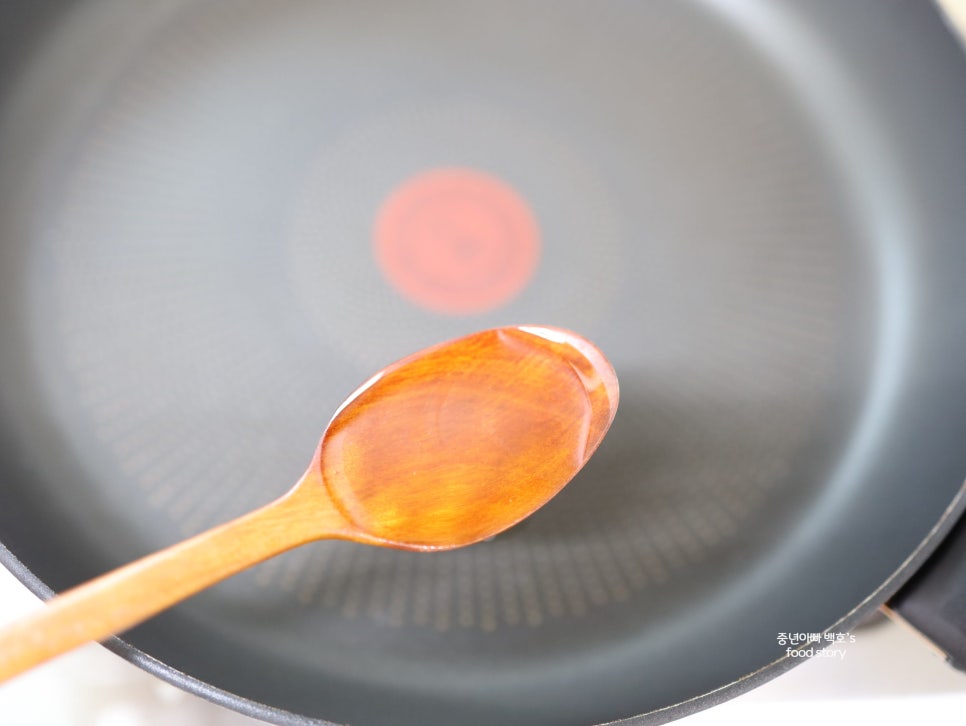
[1,1,966,724]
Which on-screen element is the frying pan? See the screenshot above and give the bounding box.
[1,1,965,724]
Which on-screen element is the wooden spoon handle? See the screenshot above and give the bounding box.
[0,483,326,682]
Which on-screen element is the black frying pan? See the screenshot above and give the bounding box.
[1,1,965,724]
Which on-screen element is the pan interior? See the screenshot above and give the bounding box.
[0,1,932,724]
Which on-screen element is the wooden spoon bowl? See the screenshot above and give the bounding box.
[0,325,618,681]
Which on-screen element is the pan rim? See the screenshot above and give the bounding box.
[2,483,964,726]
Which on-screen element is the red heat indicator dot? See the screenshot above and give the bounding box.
[373,168,541,315]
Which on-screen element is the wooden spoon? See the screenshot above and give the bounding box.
[0,325,618,681]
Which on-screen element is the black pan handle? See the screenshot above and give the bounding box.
[886,510,966,671]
